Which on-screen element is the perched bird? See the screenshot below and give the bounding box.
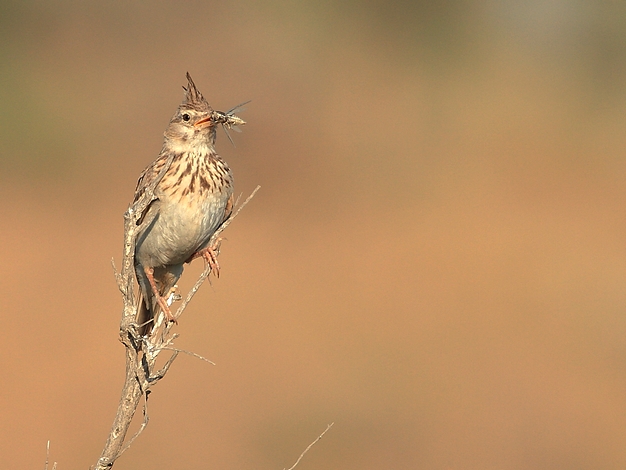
[133,72,245,333]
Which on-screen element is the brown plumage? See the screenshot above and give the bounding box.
[133,72,244,334]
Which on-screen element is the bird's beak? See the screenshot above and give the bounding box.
[194,116,213,129]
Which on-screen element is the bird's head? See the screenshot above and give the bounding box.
[163,73,246,153]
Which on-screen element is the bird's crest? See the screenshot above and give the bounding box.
[182,72,209,107]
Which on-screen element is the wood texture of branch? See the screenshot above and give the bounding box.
[92,167,260,469]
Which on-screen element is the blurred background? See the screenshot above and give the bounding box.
[1,0,626,468]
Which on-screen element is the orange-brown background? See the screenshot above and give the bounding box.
[1,1,626,468]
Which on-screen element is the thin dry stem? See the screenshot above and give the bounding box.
[92,150,259,469]
[173,185,260,321]
[284,423,335,470]
[116,393,150,458]
[160,346,216,365]
[44,441,57,470]
[174,261,213,319]
[110,258,123,293]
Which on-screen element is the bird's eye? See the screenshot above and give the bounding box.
[182,113,191,122]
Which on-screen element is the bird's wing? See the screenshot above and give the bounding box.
[132,154,172,233]
[133,154,170,203]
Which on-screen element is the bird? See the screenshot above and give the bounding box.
[132,72,245,334]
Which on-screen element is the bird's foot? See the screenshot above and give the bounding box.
[145,266,179,324]
[155,294,178,324]
[187,238,223,277]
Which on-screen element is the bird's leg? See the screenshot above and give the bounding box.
[187,238,222,277]
[144,266,178,324]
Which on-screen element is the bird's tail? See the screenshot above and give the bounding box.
[135,264,183,336]
[136,292,153,337]
[135,267,156,336]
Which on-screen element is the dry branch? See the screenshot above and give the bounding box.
[44,441,57,470]
[92,168,260,469]
[284,423,335,470]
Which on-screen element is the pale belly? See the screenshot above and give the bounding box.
[135,193,227,268]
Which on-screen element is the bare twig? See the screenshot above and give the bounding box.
[44,441,57,470]
[111,258,123,293]
[174,185,260,320]
[284,423,335,470]
[92,151,259,469]
[160,346,216,365]
[174,261,213,319]
[149,350,179,382]
[116,393,150,457]
[94,154,176,470]
[220,186,261,234]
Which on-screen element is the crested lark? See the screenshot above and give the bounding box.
[133,72,245,332]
